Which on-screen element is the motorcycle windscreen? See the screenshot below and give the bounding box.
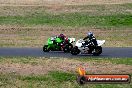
[97,40,105,46]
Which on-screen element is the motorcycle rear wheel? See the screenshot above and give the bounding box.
[63,43,73,53]
[93,46,102,56]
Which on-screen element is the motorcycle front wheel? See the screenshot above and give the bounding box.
[93,46,102,56]
[43,45,50,52]
[71,47,80,55]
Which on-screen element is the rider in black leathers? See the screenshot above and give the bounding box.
[83,32,98,52]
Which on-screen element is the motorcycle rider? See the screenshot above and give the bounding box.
[83,32,98,51]
[58,33,66,41]
[56,33,66,45]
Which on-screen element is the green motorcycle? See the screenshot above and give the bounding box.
[43,36,75,52]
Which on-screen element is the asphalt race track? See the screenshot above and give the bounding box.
[0,47,132,58]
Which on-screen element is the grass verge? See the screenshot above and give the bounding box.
[0,56,132,65]
[0,3,131,47]
[0,27,132,47]
[77,57,132,65]
[0,71,131,88]
[0,56,132,88]
[0,3,132,28]
[0,13,131,28]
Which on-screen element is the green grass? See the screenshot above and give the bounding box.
[0,57,132,87]
[77,57,132,65]
[0,56,45,65]
[0,71,131,88]
[20,71,75,82]
[0,3,132,28]
[0,56,132,65]
[0,4,132,47]
[0,13,131,28]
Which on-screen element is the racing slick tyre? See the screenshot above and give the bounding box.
[93,46,102,56]
[63,43,73,53]
[43,45,50,52]
[71,46,80,55]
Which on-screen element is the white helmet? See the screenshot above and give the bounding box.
[87,32,93,37]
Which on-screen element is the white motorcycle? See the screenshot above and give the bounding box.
[71,39,105,56]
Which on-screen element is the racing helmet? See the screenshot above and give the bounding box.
[58,33,65,39]
[87,32,93,38]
